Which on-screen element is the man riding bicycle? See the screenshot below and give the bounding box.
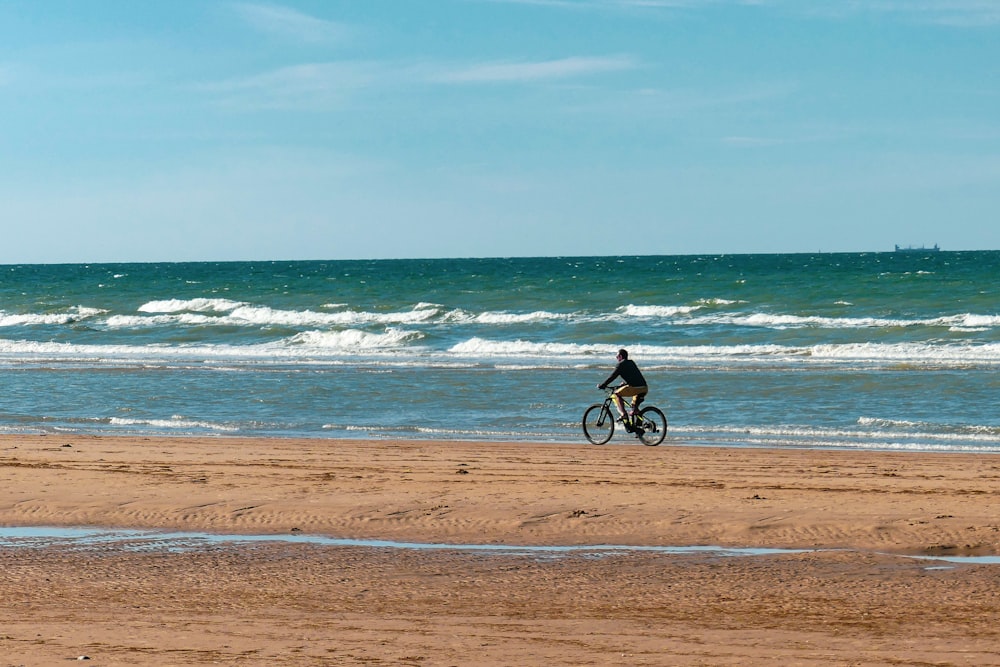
[597,348,648,431]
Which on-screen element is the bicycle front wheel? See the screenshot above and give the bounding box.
[636,406,667,446]
[582,404,614,445]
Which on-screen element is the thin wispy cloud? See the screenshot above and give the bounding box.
[722,136,786,147]
[430,55,638,83]
[475,0,764,9]
[200,55,639,110]
[231,3,353,43]
[761,0,1000,27]
[557,81,793,121]
[198,62,379,110]
[480,0,1000,25]
[868,1,1000,27]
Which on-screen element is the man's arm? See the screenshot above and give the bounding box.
[598,363,622,389]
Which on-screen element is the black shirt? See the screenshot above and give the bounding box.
[601,359,647,388]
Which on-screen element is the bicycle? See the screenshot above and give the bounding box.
[582,386,667,446]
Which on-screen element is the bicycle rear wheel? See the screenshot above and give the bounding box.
[582,404,614,445]
[635,406,667,446]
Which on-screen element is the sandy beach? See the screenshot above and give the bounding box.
[2,434,999,665]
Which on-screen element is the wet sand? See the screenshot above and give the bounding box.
[2,434,999,665]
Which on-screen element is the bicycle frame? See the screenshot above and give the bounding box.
[582,386,667,446]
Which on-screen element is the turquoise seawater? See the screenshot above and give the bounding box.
[1,252,998,451]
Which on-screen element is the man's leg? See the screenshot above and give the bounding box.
[612,387,627,417]
[631,392,646,417]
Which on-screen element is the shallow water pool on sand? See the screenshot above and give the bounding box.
[0,526,804,557]
[2,526,1000,565]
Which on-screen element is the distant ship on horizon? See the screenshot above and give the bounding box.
[895,244,940,253]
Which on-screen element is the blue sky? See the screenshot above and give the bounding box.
[2,0,998,263]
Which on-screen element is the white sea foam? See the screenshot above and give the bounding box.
[289,328,422,350]
[686,312,1000,330]
[105,313,219,328]
[697,422,1000,442]
[112,303,442,329]
[241,305,439,327]
[139,298,246,313]
[0,338,248,362]
[601,303,1000,330]
[0,313,74,327]
[857,417,924,429]
[9,297,1000,336]
[474,310,573,324]
[449,338,608,357]
[109,416,238,432]
[681,423,1000,452]
[438,308,572,324]
[1,334,998,369]
[809,342,1000,365]
[620,305,702,317]
[646,309,1000,331]
[447,338,1000,368]
[0,324,424,361]
[857,416,1000,436]
[0,306,106,327]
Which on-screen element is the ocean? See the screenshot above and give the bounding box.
[1,252,998,452]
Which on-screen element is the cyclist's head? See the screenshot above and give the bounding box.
[617,348,628,361]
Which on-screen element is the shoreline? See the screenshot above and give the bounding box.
[4,434,1000,665]
[7,426,1000,455]
[2,433,999,554]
